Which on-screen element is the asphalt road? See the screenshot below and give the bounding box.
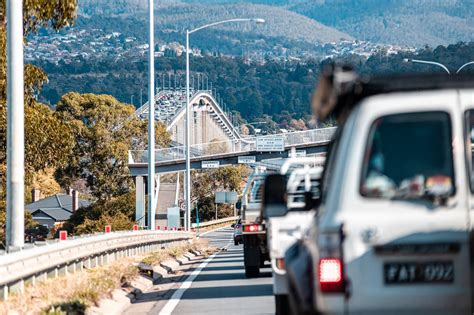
[126,227,275,315]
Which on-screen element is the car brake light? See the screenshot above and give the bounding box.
[243,224,262,232]
[318,224,346,293]
[319,258,344,292]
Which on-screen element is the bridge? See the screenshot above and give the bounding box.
[129,88,335,228]
[128,127,335,175]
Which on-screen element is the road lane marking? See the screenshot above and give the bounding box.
[158,238,231,315]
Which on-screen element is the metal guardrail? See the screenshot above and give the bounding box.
[191,216,238,229]
[0,215,239,300]
[0,230,191,300]
[129,127,337,165]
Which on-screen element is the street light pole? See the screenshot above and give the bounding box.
[6,0,25,250]
[185,30,191,231]
[403,58,451,74]
[184,18,265,230]
[147,0,156,230]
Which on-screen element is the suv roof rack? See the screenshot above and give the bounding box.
[312,65,474,123]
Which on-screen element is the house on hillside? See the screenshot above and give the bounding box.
[26,190,91,229]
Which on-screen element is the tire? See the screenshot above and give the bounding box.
[275,294,290,315]
[245,265,260,278]
[288,281,313,315]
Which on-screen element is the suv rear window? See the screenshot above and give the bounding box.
[361,112,455,199]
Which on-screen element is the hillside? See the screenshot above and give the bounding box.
[78,1,352,46]
[288,0,474,47]
[85,0,474,47]
[37,42,474,130]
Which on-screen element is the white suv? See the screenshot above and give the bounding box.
[266,161,323,314]
[286,71,474,315]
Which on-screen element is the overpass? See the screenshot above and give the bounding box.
[130,88,336,227]
[128,127,336,175]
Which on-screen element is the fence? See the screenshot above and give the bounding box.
[129,127,337,165]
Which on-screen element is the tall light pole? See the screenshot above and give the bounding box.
[6,0,25,250]
[147,0,156,230]
[403,58,451,74]
[185,18,265,230]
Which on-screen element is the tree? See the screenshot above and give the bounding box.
[0,1,78,247]
[0,0,78,101]
[191,166,249,222]
[61,190,135,235]
[55,92,171,200]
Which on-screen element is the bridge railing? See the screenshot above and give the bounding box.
[129,127,337,165]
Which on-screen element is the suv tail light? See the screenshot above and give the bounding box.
[318,225,346,294]
[243,224,263,233]
[319,258,344,292]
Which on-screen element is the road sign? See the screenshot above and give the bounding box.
[215,191,239,204]
[256,137,285,152]
[238,156,256,164]
[215,192,226,204]
[167,207,180,229]
[202,161,220,169]
[289,150,307,158]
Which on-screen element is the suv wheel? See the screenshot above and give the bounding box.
[275,294,290,315]
[244,265,260,278]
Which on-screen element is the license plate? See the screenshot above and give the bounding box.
[384,262,454,284]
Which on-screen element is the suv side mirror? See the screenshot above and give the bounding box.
[262,174,288,219]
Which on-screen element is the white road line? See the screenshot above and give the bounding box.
[158,238,232,315]
[198,226,232,237]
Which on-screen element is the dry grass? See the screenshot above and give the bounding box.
[0,259,138,314]
[141,238,216,266]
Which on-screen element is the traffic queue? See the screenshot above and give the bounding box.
[236,66,474,315]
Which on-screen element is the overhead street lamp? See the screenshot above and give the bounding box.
[456,61,474,74]
[184,18,265,230]
[403,58,451,74]
[403,58,474,75]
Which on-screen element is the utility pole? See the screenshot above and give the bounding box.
[6,0,25,251]
[147,0,156,230]
[185,29,191,231]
